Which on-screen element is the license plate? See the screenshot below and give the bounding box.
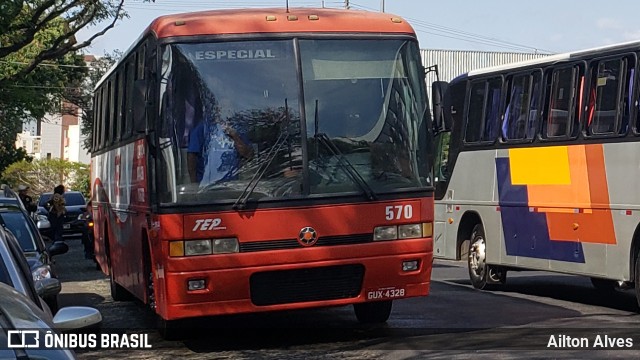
[366,287,406,300]
[63,224,71,229]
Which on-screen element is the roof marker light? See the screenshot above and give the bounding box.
[266,15,277,21]
[391,17,402,23]
[174,20,186,26]
[308,15,319,20]
[287,15,298,21]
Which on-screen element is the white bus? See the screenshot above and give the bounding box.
[432,40,640,307]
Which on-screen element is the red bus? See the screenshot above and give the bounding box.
[91,7,434,336]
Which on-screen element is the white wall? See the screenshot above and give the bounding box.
[67,125,90,164]
[40,114,62,160]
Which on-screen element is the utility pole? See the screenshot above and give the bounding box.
[344,0,350,9]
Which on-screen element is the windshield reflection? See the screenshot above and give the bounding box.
[157,38,430,205]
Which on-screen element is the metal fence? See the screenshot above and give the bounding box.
[421,49,551,103]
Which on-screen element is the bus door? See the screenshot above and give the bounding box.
[433,131,456,260]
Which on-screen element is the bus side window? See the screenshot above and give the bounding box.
[589,59,622,135]
[464,77,501,143]
[483,77,502,141]
[464,81,485,143]
[101,81,111,148]
[93,90,102,152]
[502,74,530,140]
[587,57,634,136]
[623,66,634,133]
[122,54,140,139]
[545,66,580,138]
[622,66,634,134]
[527,72,542,139]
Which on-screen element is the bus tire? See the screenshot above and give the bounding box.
[354,300,393,324]
[468,224,489,289]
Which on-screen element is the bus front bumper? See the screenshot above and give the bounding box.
[157,238,432,320]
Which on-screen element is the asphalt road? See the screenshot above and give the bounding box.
[54,238,640,359]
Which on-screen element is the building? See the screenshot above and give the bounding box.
[14,131,41,160]
[19,101,90,164]
[16,55,96,164]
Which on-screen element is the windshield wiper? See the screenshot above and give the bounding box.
[312,100,377,201]
[233,99,291,210]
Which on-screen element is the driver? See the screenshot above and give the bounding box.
[186,93,253,186]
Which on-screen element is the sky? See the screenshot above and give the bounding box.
[79,0,640,56]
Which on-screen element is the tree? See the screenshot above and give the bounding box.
[0,1,128,82]
[0,15,89,177]
[0,118,31,180]
[1,158,90,197]
[0,1,151,179]
[0,22,88,125]
[0,1,150,176]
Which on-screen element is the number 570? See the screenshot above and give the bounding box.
[385,205,413,220]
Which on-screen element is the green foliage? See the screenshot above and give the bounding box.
[0,8,89,178]
[1,158,90,198]
[0,1,152,181]
[0,1,128,79]
[0,117,31,180]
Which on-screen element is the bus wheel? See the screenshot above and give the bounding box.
[591,277,617,293]
[468,224,489,289]
[108,255,132,301]
[354,300,393,324]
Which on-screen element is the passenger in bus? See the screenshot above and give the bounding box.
[187,116,254,187]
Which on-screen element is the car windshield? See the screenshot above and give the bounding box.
[157,38,431,205]
[38,192,85,207]
[0,211,36,252]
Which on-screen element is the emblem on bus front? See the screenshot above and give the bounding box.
[298,227,318,247]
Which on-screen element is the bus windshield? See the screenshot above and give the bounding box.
[158,38,430,205]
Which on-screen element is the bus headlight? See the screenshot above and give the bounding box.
[398,224,422,239]
[184,240,212,256]
[374,223,430,241]
[171,238,240,257]
[374,226,398,241]
[212,238,239,254]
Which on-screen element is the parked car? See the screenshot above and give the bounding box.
[0,283,79,360]
[37,191,90,242]
[0,185,68,312]
[0,226,101,360]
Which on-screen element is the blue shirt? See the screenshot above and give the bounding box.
[188,121,244,186]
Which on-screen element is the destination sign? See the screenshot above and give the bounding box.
[191,49,276,60]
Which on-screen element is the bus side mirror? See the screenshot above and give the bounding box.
[432,81,451,133]
[133,79,148,133]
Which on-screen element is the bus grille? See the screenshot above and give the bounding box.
[250,264,364,306]
[240,234,373,253]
